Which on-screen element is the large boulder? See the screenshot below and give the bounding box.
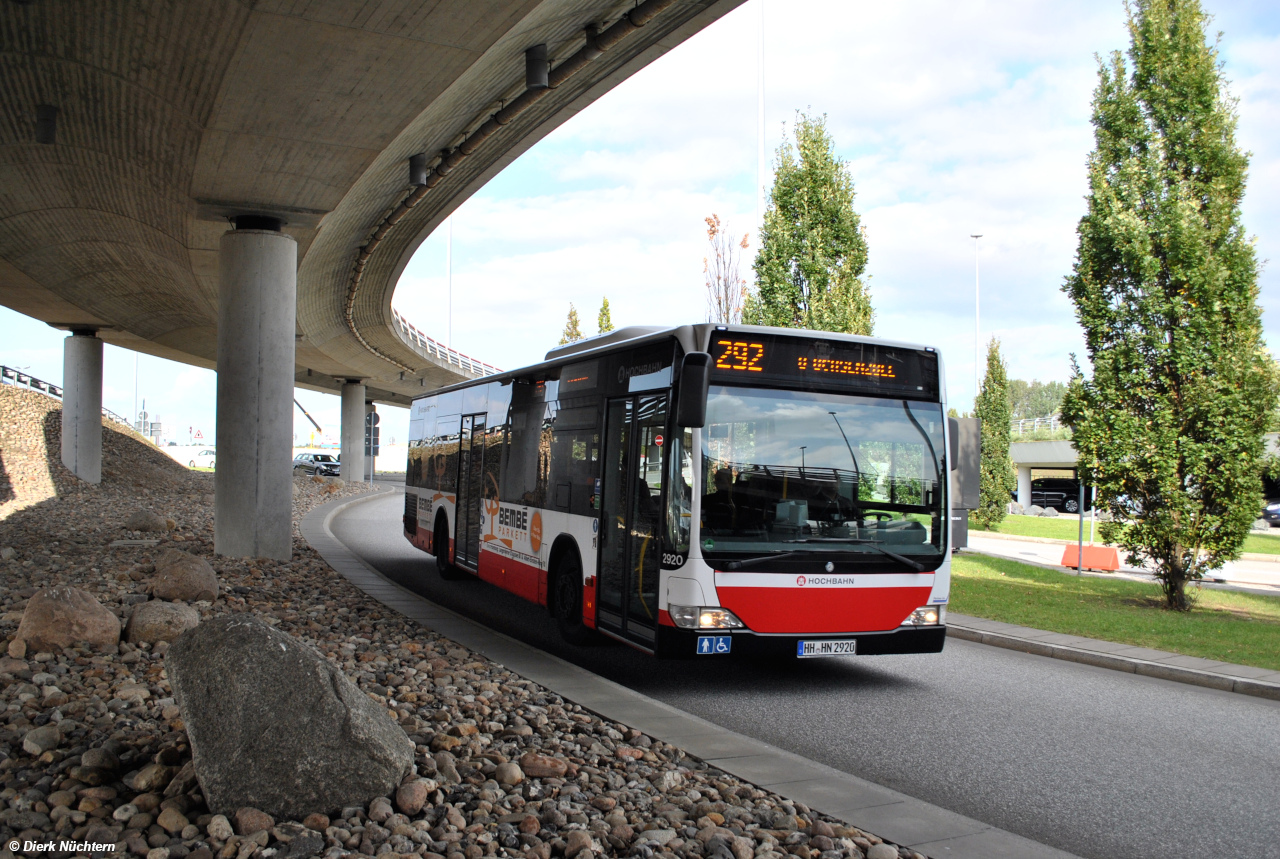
[125,600,200,644]
[152,549,220,602]
[166,614,414,820]
[14,586,120,652]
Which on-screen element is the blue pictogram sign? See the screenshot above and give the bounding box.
[696,635,732,655]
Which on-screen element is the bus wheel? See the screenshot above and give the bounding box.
[554,553,596,645]
[435,518,465,581]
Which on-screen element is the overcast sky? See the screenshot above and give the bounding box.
[5,0,1279,450]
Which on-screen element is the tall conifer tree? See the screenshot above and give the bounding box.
[597,297,614,334]
[746,112,873,334]
[973,339,1016,529]
[1061,0,1279,609]
[558,303,583,346]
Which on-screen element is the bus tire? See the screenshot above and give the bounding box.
[435,516,465,581]
[553,552,596,645]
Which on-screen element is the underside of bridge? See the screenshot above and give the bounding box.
[1,0,742,555]
[0,0,741,405]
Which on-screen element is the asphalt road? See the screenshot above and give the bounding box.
[333,488,1280,859]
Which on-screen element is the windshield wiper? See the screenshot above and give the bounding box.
[781,538,926,572]
[722,551,806,571]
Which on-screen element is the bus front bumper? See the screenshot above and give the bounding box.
[652,624,947,659]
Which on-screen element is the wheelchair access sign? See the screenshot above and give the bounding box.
[696,635,732,655]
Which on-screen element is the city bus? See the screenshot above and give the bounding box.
[403,323,954,658]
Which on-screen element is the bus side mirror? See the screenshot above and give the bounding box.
[948,417,959,470]
[676,352,712,428]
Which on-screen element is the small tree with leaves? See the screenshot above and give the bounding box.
[597,297,614,334]
[703,214,749,324]
[558,303,583,346]
[1061,0,1280,610]
[745,111,873,334]
[973,338,1016,529]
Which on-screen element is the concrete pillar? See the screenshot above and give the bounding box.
[1017,466,1032,511]
[340,380,365,482]
[61,329,103,484]
[215,225,297,560]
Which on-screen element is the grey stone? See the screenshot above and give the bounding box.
[1038,506,1059,517]
[866,845,898,859]
[1006,502,1024,515]
[1027,505,1044,516]
[0,547,14,561]
[1252,518,1270,531]
[165,614,414,820]
[126,600,200,644]
[152,549,219,602]
[23,724,61,755]
[125,510,169,532]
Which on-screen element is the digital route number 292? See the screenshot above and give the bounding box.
[714,340,764,372]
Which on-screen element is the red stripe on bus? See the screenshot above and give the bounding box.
[477,549,542,603]
[716,585,932,634]
[658,609,675,627]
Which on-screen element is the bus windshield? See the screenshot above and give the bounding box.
[699,386,947,566]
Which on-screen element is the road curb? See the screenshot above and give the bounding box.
[946,623,1280,702]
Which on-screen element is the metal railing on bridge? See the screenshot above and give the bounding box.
[390,308,500,378]
[1010,414,1064,435]
[1,365,133,429]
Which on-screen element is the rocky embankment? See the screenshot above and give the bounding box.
[0,385,187,521]
[0,400,922,859]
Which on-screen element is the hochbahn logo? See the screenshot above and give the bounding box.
[796,575,857,587]
[617,361,665,383]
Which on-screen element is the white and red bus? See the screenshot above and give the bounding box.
[404,324,953,658]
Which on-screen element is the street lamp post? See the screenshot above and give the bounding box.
[970,234,983,405]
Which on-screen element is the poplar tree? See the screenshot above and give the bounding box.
[973,339,1016,529]
[597,297,614,334]
[1060,0,1279,610]
[558,303,583,345]
[745,112,873,334]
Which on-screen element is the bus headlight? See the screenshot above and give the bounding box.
[669,605,745,630]
[902,606,944,626]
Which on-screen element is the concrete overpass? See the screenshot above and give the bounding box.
[0,0,742,557]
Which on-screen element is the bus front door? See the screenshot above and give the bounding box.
[454,413,486,570]
[597,394,666,647]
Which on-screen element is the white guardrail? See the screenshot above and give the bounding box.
[1,365,133,429]
[391,308,500,377]
[1011,414,1064,435]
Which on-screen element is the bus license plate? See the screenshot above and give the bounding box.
[797,639,856,658]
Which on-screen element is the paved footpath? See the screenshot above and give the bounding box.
[967,530,1280,593]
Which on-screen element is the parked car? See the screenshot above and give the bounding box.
[1014,478,1091,513]
[293,452,340,477]
[189,449,216,469]
[1262,500,1280,527]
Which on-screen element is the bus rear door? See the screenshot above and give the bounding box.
[454,413,486,570]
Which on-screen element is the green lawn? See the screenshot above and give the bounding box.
[950,553,1280,671]
[973,513,1280,555]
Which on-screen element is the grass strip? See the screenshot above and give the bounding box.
[971,514,1280,556]
[950,553,1280,672]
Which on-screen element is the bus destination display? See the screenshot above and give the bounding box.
[709,335,937,397]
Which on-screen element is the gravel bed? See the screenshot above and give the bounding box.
[0,469,923,859]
